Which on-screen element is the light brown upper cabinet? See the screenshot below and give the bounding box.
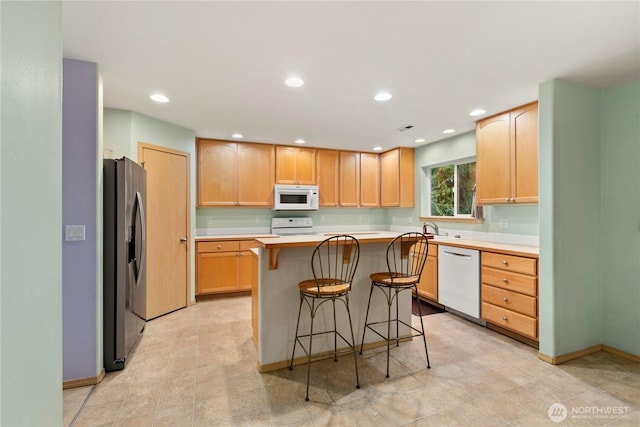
[339,151,360,207]
[316,149,339,207]
[197,138,275,207]
[380,147,415,207]
[275,146,316,185]
[476,101,538,205]
[360,152,380,207]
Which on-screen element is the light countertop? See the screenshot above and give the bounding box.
[254,232,539,258]
[196,231,538,258]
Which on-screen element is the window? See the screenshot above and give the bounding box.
[428,160,476,217]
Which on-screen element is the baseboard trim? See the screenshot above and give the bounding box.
[603,345,640,363]
[538,344,639,365]
[63,369,105,389]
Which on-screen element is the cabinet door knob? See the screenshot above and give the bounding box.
[503,297,508,302]
[217,244,222,249]
[504,198,510,202]
[502,278,508,283]
[180,237,188,243]
[502,316,508,321]
[502,260,508,265]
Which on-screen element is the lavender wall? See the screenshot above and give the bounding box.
[62,59,101,381]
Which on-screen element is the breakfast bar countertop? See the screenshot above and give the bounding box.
[255,232,539,258]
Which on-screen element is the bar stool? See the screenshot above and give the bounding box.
[289,235,361,401]
[359,232,431,378]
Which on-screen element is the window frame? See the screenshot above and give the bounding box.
[424,156,476,218]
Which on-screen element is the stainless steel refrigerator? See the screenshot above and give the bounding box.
[103,157,147,371]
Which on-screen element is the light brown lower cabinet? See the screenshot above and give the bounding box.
[481,251,538,340]
[416,243,438,302]
[196,240,257,296]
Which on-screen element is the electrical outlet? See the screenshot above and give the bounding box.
[206,217,214,226]
[321,215,325,223]
[65,225,85,241]
[499,218,509,229]
[408,216,413,223]
[357,215,362,223]
[255,216,260,224]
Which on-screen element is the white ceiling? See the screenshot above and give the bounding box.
[62,1,640,152]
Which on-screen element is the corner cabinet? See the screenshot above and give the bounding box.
[475,102,538,205]
[275,146,316,185]
[380,147,414,207]
[196,240,257,296]
[197,138,275,207]
[316,149,339,207]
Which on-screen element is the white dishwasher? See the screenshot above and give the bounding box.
[438,245,481,319]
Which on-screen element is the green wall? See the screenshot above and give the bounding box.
[1,1,63,423]
[104,109,197,301]
[539,78,639,358]
[601,81,640,355]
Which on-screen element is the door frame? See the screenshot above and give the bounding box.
[137,141,193,308]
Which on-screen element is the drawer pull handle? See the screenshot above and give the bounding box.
[502,260,508,265]
[217,244,222,249]
[502,278,508,283]
[502,316,508,321]
[503,297,508,302]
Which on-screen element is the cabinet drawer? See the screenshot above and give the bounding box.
[482,302,537,339]
[482,252,537,275]
[240,240,258,251]
[482,267,537,297]
[197,240,240,253]
[482,284,536,317]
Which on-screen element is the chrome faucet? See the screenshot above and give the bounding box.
[423,222,439,236]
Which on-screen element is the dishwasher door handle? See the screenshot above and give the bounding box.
[443,251,472,258]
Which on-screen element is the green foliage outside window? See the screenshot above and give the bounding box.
[430,165,454,216]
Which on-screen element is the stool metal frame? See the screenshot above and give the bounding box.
[289,235,361,401]
[359,232,431,378]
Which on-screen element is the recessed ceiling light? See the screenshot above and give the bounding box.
[285,77,304,88]
[414,138,426,143]
[294,139,306,144]
[373,146,383,151]
[231,133,243,139]
[374,92,392,102]
[150,94,169,103]
[442,129,456,134]
[469,109,486,116]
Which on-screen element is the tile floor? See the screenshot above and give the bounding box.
[64,296,639,426]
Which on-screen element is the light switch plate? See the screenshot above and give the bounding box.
[65,225,86,241]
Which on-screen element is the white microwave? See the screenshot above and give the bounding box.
[273,184,319,211]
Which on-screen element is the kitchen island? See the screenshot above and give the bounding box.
[253,231,413,372]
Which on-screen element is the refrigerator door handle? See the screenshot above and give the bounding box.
[135,190,146,287]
